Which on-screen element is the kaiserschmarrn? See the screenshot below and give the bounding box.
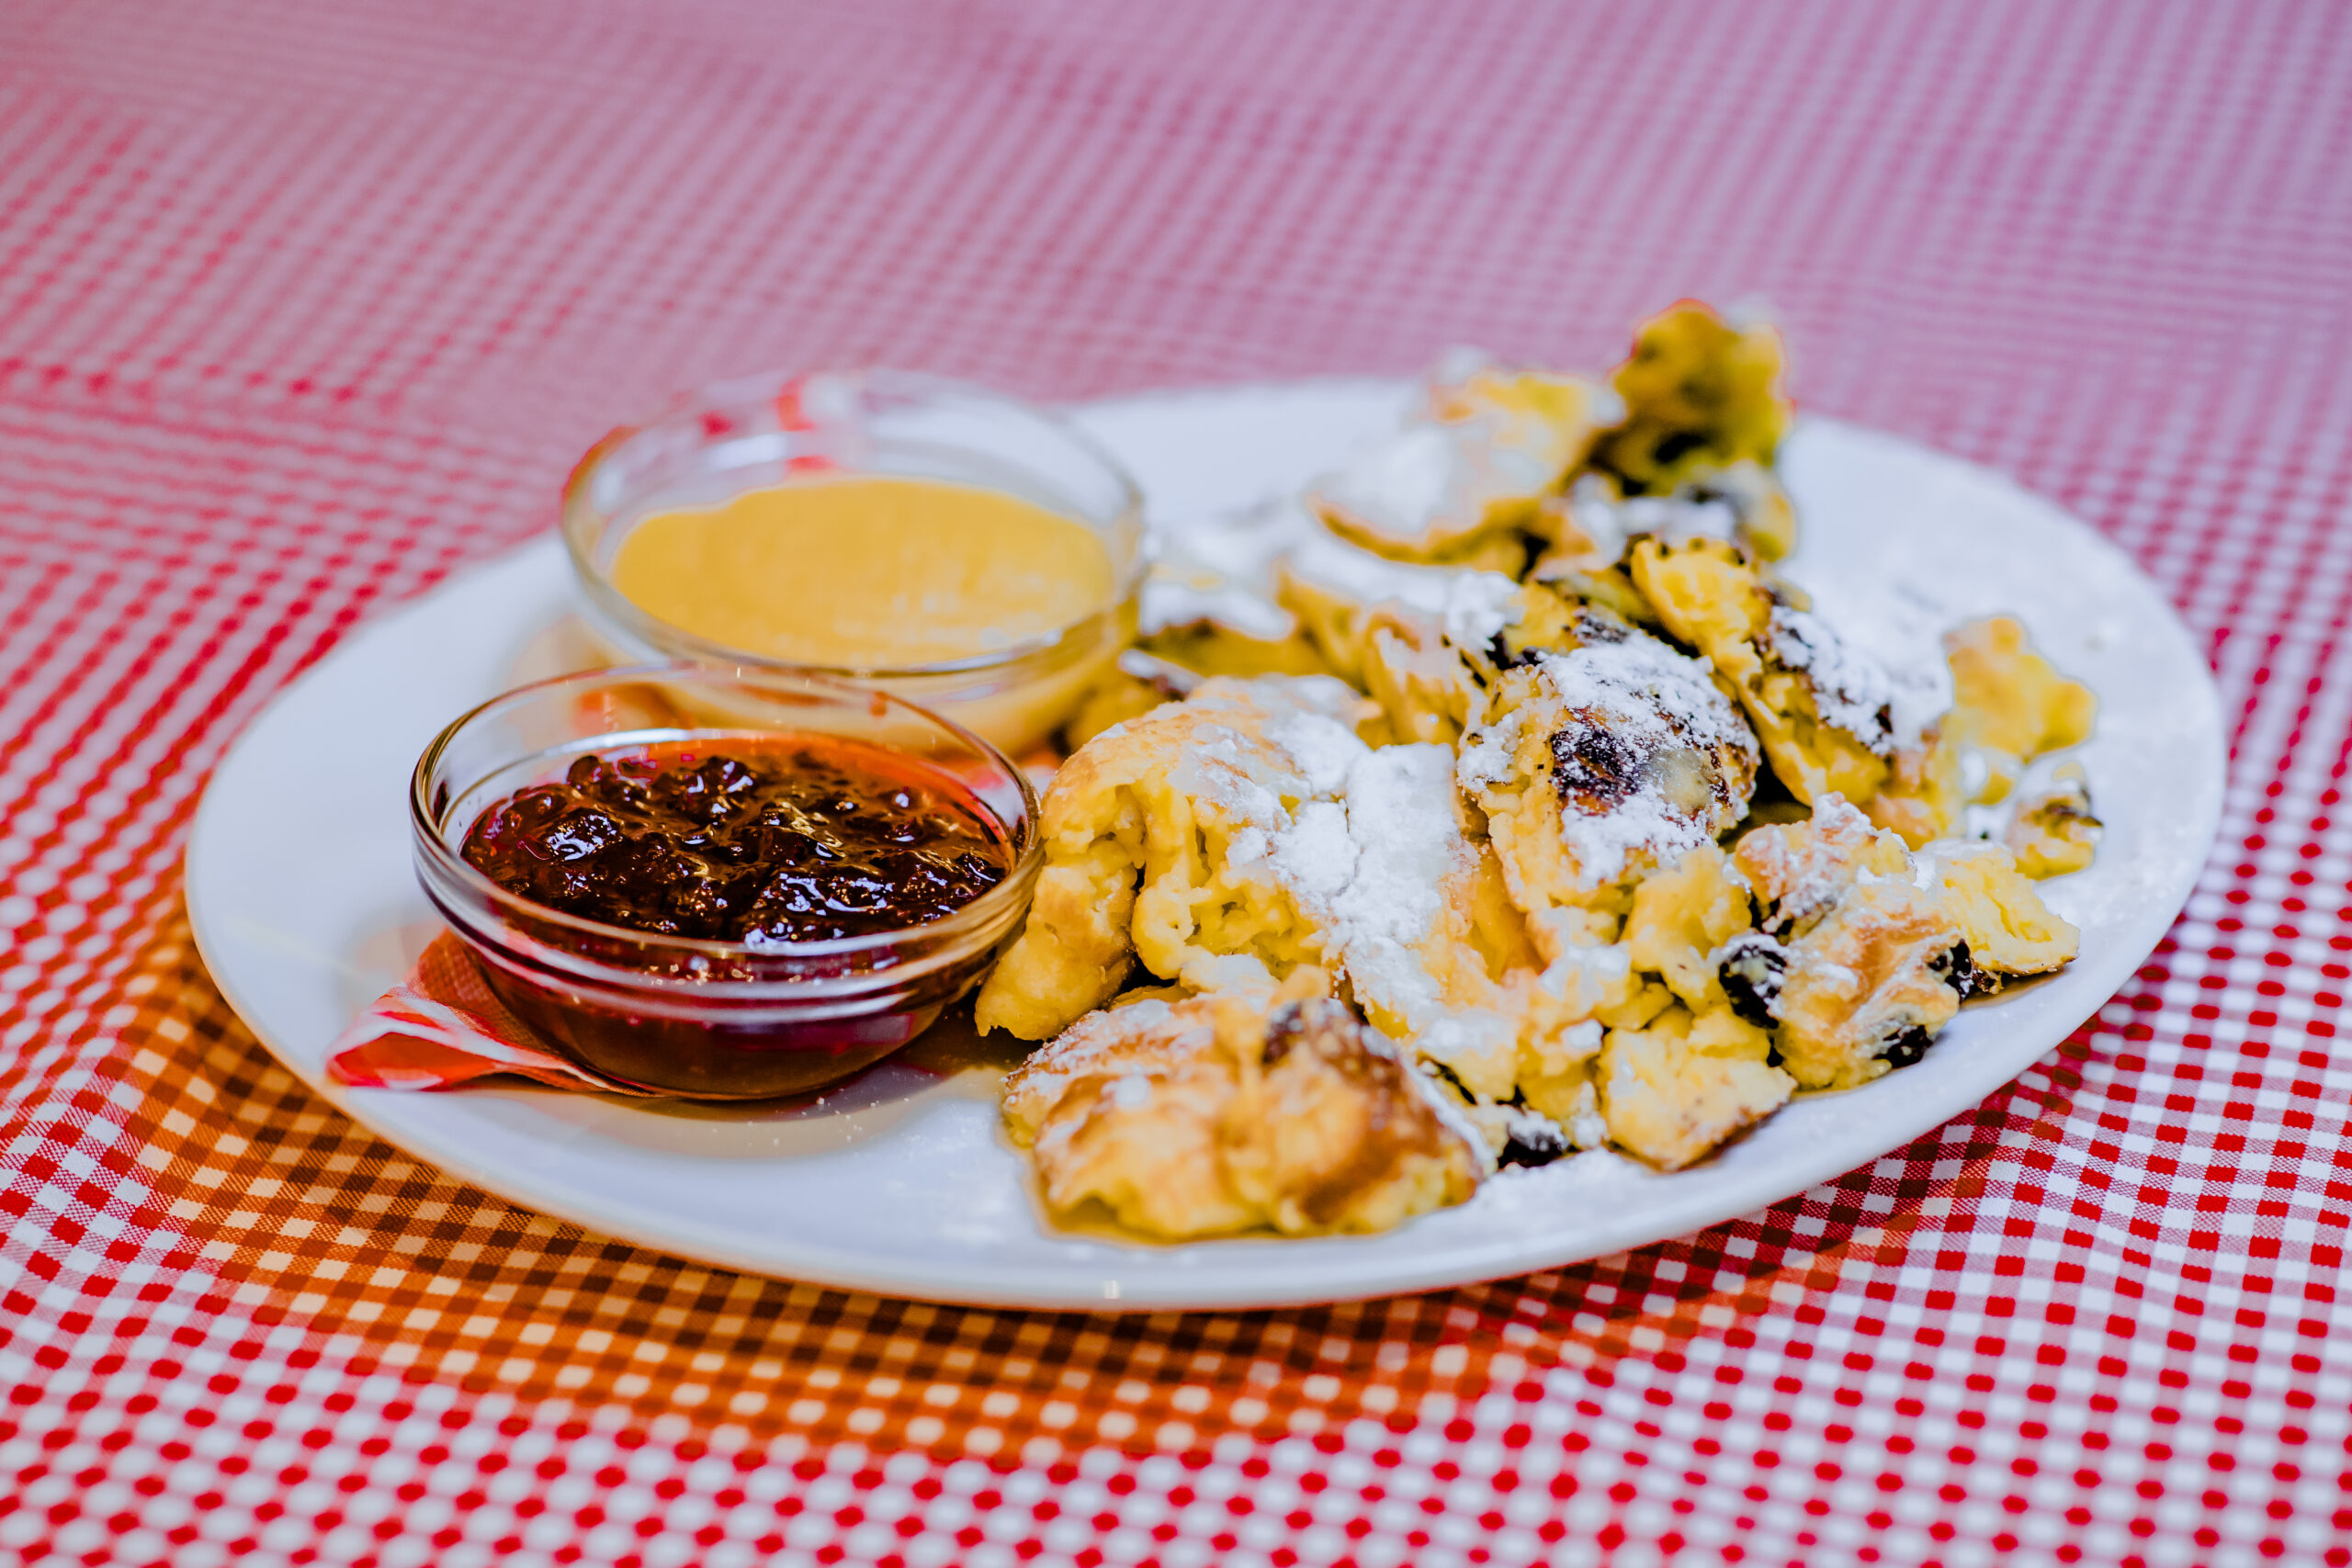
[988,301,2102,1241]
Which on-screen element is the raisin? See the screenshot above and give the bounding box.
[1498,1115,1571,1169]
[1650,428,1708,468]
[1927,941,1976,999]
[1717,931,1788,1028]
[1551,723,1642,810]
[1879,1026,1933,1070]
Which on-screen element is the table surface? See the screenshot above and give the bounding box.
[3,2,2348,1564]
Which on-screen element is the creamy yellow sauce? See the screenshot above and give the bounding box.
[611,477,1116,668]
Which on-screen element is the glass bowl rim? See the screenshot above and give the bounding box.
[560,367,1151,682]
[410,661,1045,970]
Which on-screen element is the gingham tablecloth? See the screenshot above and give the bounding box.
[4,2,2349,1562]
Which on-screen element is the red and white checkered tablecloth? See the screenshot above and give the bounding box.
[4,1,2349,1562]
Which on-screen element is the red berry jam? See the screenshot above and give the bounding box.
[459,739,1012,947]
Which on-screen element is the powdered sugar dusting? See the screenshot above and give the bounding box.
[1167,730,1286,831]
[1271,673,1371,722]
[1543,635,1743,748]
[1311,423,1467,545]
[1532,634,1758,887]
[1268,798,1355,908]
[1441,572,1520,650]
[1011,998,1203,1110]
[1153,685,1484,1054]
[1268,744,1464,1029]
[1141,578,1295,639]
[1263,708,1372,799]
[1159,678,1364,831]
[1283,533,1521,649]
[1776,578,1956,748]
[1139,497,1315,637]
[1583,478,1740,549]
[1455,703,1523,793]
[1306,365,1589,549]
[1555,474,1632,569]
[1285,530,1455,610]
[1319,745,1469,1029]
[1766,606,1897,755]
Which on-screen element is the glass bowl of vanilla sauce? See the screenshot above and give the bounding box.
[561,370,1148,756]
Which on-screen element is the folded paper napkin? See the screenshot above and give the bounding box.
[327,932,660,1095]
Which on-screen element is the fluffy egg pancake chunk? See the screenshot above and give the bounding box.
[1456,607,1760,940]
[1629,536,1901,809]
[2001,768,2101,879]
[1946,615,2097,764]
[1002,992,1484,1239]
[1306,358,1615,566]
[1590,301,1792,503]
[1719,795,2078,1089]
[1599,1002,1792,1171]
[1724,795,1967,1089]
[975,675,1375,1040]
[1918,840,2082,978]
[1623,844,1756,1014]
[975,674,1547,1076]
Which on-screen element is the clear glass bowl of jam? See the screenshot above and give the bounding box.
[411,664,1041,1099]
[561,369,1147,756]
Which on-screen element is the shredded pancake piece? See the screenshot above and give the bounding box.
[1629,536,1899,807]
[1306,358,1614,565]
[2002,767,2101,879]
[1589,302,1791,499]
[1458,608,1759,927]
[1718,795,2076,1089]
[975,675,1377,1040]
[1724,796,1963,1089]
[1598,1002,1792,1170]
[1001,993,1483,1239]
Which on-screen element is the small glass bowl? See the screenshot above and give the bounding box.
[411,664,1041,1100]
[560,368,1148,756]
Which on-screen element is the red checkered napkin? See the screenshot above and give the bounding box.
[326,931,662,1095]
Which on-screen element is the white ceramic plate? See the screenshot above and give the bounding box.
[186,382,2223,1312]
